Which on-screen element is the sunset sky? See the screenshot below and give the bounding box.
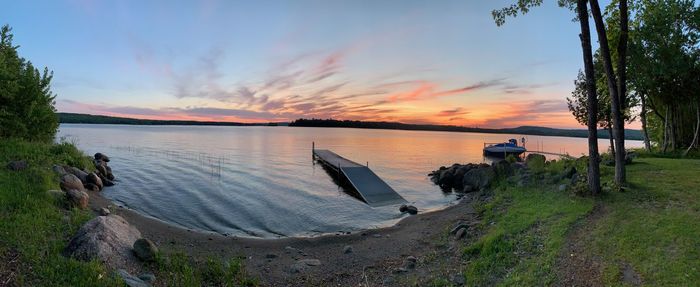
[2,0,621,128]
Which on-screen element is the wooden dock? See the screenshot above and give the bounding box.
[313,148,406,207]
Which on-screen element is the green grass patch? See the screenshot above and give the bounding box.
[463,181,594,286]
[0,138,120,286]
[588,158,700,285]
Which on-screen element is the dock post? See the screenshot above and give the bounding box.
[366,161,368,167]
[312,141,315,162]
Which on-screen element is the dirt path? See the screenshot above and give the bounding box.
[555,203,606,287]
[87,190,487,286]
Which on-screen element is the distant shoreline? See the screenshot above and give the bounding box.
[57,113,644,140]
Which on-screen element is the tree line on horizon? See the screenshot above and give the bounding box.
[494,0,699,194]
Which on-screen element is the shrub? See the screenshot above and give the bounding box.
[0,24,58,142]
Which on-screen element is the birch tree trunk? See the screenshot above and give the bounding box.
[640,94,652,151]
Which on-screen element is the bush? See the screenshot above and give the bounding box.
[0,24,58,142]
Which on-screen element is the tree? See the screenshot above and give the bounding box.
[589,0,628,184]
[0,24,58,142]
[568,52,638,155]
[493,0,602,195]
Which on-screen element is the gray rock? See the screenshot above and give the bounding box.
[95,153,110,162]
[86,173,103,190]
[138,273,156,284]
[99,207,111,216]
[105,165,115,180]
[133,238,158,262]
[65,215,142,269]
[66,189,89,209]
[7,160,27,171]
[117,269,149,287]
[52,164,67,176]
[84,183,100,192]
[64,166,88,183]
[343,245,353,254]
[266,253,278,259]
[60,174,84,192]
[298,258,321,266]
[402,257,416,270]
[405,256,417,263]
[450,222,468,235]
[102,178,115,187]
[455,227,467,239]
[399,204,408,212]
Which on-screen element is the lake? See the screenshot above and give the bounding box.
[58,124,642,238]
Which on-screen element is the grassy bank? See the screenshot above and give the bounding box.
[460,156,700,286]
[0,139,257,286]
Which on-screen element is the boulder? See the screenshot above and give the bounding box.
[64,166,88,183]
[462,167,496,191]
[133,238,158,262]
[450,222,468,235]
[94,153,110,162]
[86,173,103,190]
[60,174,84,192]
[95,164,108,177]
[105,166,115,180]
[399,204,408,213]
[6,160,27,171]
[66,189,89,209]
[84,183,100,192]
[65,215,142,269]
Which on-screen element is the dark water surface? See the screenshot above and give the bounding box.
[58,124,642,238]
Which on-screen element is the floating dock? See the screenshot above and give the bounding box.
[312,146,406,207]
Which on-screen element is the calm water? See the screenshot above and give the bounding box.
[58,124,642,238]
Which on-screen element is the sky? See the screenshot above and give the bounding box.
[2,0,623,128]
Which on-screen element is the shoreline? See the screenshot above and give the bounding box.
[86,187,486,285]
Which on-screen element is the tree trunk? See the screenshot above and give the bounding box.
[663,107,669,152]
[589,0,626,184]
[640,94,652,151]
[684,101,700,156]
[577,0,601,196]
[608,126,615,156]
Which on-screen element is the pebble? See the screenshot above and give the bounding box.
[455,227,467,239]
[298,258,321,266]
[372,234,382,238]
[98,207,110,216]
[343,245,353,254]
[266,253,278,259]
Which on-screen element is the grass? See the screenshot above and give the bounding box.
[460,155,700,286]
[0,139,257,286]
[590,158,700,285]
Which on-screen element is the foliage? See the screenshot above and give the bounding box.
[59,112,266,126]
[0,24,58,142]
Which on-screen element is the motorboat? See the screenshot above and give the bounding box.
[483,138,527,157]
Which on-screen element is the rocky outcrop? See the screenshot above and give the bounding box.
[93,153,116,183]
[65,215,142,269]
